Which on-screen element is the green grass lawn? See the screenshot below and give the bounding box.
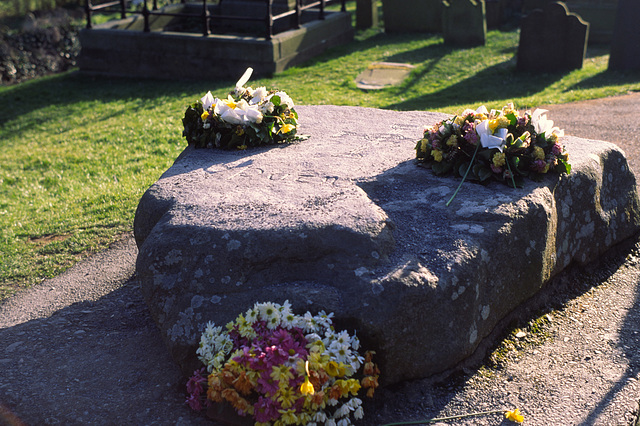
[1,16,640,301]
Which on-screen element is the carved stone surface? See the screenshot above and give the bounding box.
[134,105,640,385]
[517,1,589,72]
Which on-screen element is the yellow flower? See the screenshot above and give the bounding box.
[505,408,524,423]
[532,145,545,160]
[277,387,296,409]
[446,135,458,147]
[492,152,506,167]
[497,115,510,128]
[419,138,429,153]
[432,149,443,162]
[201,111,210,120]
[325,361,347,377]
[300,361,315,395]
[224,95,236,109]
[488,118,500,132]
[278,123,295,134]
[271,364,294,383]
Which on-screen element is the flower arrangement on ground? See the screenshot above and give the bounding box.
[416,103,571,205]
[182,68,303,150]
[186,300,380,426]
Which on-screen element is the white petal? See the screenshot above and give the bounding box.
[475,105,489,115]
[201,91,215,110]
[235,67,253,89]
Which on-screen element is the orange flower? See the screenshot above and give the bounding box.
[207,374,224,402]
[233,371,254,395]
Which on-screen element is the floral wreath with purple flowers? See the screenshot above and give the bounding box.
[186,301,380,426]
[416,103,571,206]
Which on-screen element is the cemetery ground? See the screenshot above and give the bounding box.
[2,7,640,423]
[2,93,640,425]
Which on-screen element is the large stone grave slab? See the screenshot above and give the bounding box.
[517,1,589,72]
[134,105,640,385]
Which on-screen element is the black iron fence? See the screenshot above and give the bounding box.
[84,0,347,39]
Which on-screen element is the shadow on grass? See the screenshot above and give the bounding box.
[384,60,570,111]
[566,68,640,92]
[0,71,233,127]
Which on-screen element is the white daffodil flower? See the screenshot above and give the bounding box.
[201,91,215,110]
[273,91,294,108]
[259,101,275,114]
[532,108,565,139]
[220,108,243,125]
[214,97,231,115]
[244,106,263,124]
[251,86,268,104]
[476,120,507,152]
[235,99,249,111]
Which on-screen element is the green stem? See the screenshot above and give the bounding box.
[446,142,481,207]
[380,409,506,425]
[505,154,517,189]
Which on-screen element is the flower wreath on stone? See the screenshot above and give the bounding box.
[186,300,380,426]
[416,103,571,206]
[182,68,306,150]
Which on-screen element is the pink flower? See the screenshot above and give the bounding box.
[551,142,563,156]
[490,164,503,174]
[462,122,478,145]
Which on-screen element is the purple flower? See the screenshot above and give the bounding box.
[462,122,478,145]
[256,370,280,396]
[186,394,203,411]
[254,396,281,423]
[530,159,547,172]
[551,142,563,156]
[490,164,503,174]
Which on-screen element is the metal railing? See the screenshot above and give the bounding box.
[84,0,347,39]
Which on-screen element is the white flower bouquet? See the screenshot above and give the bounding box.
[182,68,303,150]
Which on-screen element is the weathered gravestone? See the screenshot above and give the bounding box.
[134,105,640,385]
[442,0,486,46]
[382,0,443,33]
[517,1,589,72]
[356,0,379,30]
[608,0,640,71]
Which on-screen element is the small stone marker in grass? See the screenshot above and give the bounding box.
[517,1,589,72]
[355,62,415,90]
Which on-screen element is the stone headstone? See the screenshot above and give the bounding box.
[134,105,640,385]
[517,1,589,72]
[442,0,486,46]
[563,0,618,44]
[608,0,640,70]
[382,0,443,33]
[356,0,379,30]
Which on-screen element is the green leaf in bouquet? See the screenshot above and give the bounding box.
[458,161,471,178]
[432,161,452,175]
[473,164,493,182]
[271,95,282,107]
[506,112,517,126]
[556,158,572,174]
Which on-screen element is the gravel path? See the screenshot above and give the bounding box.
[1,93,640,425]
